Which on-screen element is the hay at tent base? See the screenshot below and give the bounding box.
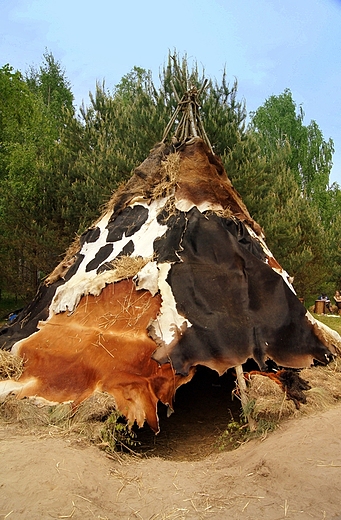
[247,374,297,423]
[247,360,341,425]
[0,391,117,428]
[0,391,133,455]
[300,360,341,412]
[0,395,71,428]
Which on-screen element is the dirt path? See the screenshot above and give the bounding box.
[1,403,341,520]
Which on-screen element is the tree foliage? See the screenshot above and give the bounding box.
[0,60,74,298]
[249,89,334,222]
[0,52,340,303]
[245,89,340,297]
[25,50,74,128]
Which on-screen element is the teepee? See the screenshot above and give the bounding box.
[0,71,340,432]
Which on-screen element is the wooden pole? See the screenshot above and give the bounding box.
[235,364,257,431]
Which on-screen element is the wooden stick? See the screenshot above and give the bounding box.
[235,364,257,431]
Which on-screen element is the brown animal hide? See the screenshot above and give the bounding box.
[7,280,192,432]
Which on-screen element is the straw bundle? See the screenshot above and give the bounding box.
[0,350,24,380]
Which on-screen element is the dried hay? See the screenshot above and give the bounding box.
[61,393,121,447]
[0,350,24,380]
[247,360,341,425]
[0,396,52,426]
[0,391,123,447]
[47,403,73,427]
[247,374,297,422]
[208,207,233,220]
[152,152,180,200]
[109,255,150,281]
[73,392,117,423]
[300,360,341,413]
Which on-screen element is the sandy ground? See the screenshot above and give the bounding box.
[1,404,341,520]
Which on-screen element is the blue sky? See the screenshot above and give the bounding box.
[1,0,341,184]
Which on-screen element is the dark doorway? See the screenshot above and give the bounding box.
[135,366,241,460]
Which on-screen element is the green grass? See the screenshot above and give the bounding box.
[311,313,341,336]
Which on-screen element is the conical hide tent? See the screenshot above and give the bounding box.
[1,83,340,432]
